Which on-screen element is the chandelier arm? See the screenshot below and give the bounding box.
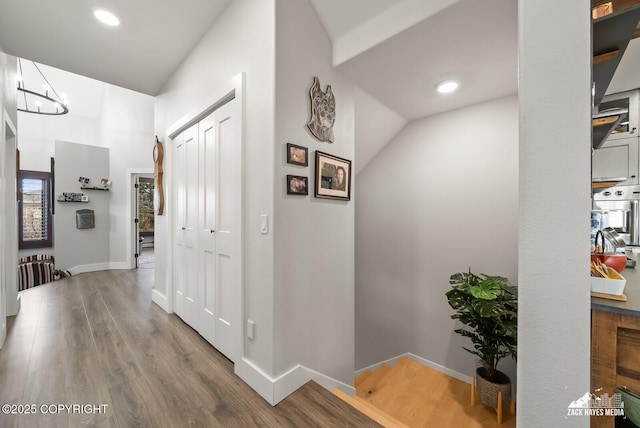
[33,62,63,101]
[17,88,69,115]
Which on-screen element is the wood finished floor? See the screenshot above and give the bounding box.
[354,358,516,428]
[0,269,380,428]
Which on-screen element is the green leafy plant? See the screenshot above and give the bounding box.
[446,269,517,382]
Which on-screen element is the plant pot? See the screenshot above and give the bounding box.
[475,367,511,410]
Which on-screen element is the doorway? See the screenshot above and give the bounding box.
[134,174,155,269]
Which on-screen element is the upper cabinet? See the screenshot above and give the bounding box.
[592,2,640,149]
[593,3,640,107]
[599,90,639,140]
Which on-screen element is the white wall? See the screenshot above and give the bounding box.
[53,141,109,271]
[356,96,518,385]
[274,0,356,386]
[354,87,407,175]
[0,46,18,346]
[18,114,104,172]
[154,0,276,376]
[100,85,155,267]
[518,0,591,425]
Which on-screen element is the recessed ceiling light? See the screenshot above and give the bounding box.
[436,80,460,94]
[93,8,121,27]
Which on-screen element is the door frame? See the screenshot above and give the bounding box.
[1,110,18,348]
[160,72,245,344]
[126,169,154,269]
[130,172,155,268]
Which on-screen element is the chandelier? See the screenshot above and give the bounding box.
[17,59,69,115]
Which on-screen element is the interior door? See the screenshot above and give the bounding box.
[199,99,241,362]
[174,125,199,328]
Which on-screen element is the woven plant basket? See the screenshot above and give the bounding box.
[476,367,511,409]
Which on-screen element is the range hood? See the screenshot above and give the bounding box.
[593,107,628,149]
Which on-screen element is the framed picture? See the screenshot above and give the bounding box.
[287,175,308,195]
[314,151,351,201]
[286,143,308,166]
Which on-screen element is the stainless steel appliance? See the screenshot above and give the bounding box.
[593,185,640,246]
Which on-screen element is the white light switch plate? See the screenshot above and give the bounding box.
[260,214,268,234]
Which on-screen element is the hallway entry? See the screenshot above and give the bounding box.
[173,96,242,364]
[134,175,154,269]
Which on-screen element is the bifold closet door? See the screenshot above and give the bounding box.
[174,124,199,329]
[198,99,241,363]
[174,96,241,363]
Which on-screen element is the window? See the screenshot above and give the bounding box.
[19,170,53,249]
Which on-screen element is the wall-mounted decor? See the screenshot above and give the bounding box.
[286,143,308,166]
[287,175,308,195]
[314,151,351,201]
[307,76,335,143]
[76,209,95,229]
[154,136,165,215]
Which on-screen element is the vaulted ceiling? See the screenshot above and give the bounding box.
[0,0,638,123]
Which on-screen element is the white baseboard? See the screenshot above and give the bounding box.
[236,358,355,405]
[109,261,131,270]
[151,289,170,313]
[406,353,471,384]
[355,352,472,385]
[67,263,111,276]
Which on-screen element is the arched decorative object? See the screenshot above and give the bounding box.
[153,136,165,215]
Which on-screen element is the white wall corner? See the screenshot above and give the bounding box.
[355,352,471,386]
[151,289,170,313]
[67,263,111,276]
[235,358,355,406]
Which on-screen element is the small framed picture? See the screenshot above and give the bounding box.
[287,175,308,195]
[314,151,351,201]
[286,143,308,166]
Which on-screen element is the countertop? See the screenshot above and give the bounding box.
[592,251,640,316]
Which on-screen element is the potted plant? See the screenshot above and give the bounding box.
[445,269,517,415]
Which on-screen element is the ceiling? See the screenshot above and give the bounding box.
[0,0,638,122]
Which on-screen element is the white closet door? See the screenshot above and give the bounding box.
[199,99,241,362]
[174,124,199,328]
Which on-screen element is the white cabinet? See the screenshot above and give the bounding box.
[598,90,639,141]
[592,137,639,186]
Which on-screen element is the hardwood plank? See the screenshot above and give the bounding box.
[334,389,409,428]
[20,363,69,428]
[354,357,516,428]
[0,270,393,427]
[355,369,373,387]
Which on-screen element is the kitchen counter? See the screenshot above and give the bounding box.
[591,251,640,316]
[591,253,640,428]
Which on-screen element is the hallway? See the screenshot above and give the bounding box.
[0,270,378,427]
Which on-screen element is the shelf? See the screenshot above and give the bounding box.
[81,186,109,191]
[593,4,640,106]
[57,200,88,203]
[592,107,628,149]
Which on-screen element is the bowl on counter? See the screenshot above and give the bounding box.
[591,252,627,272]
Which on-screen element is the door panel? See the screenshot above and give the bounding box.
[199,114,217,345]
[176,97,241,363]
[212,101,241,362]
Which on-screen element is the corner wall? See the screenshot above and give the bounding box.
[356,96,518,384]
[0,46,18,345]
[274,0,356,387]
[517,0,591,425]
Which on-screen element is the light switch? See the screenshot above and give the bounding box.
[260,214,268,234]
[247,319,255,340]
